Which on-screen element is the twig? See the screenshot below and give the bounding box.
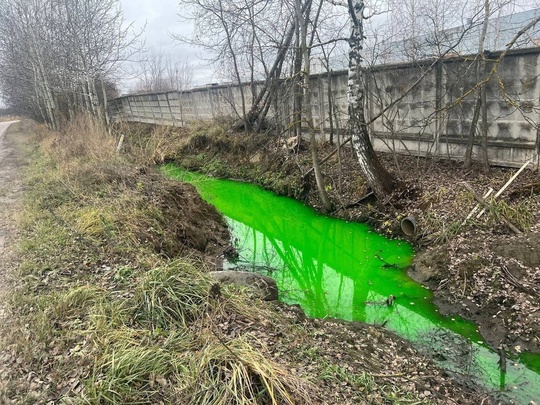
[371,372,406,378]
[344,191,374,208]
[303,137,351,177]
[206,313,245,364]
[500,263,540,298]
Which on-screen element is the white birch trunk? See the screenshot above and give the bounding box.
[347,0,395,197]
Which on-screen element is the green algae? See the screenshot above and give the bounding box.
[163,164,540,403]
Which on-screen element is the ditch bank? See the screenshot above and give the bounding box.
[163,166,540,402]
[131,120,540,358]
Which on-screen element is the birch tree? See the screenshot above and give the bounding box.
[346,0,397,197]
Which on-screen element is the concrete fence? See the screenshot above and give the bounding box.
[109,47,540,168]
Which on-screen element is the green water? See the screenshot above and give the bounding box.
[163,165,540,403]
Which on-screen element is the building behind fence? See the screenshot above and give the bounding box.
[109,47,540,168]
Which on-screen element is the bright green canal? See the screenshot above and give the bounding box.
[163,164,540,403]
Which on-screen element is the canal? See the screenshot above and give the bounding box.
[163,164,540,403]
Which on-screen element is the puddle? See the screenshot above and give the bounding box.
[163,164,540,403]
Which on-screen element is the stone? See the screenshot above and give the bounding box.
[209,270,279,301]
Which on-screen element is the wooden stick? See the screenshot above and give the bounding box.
[461,182,522,234]
[116,133,125,153]
[476,159,531,218]
[463,187,493,224]
[498,345,507,374]
[345,191,375,208]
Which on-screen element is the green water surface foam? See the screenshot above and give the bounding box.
[163,165,540,403]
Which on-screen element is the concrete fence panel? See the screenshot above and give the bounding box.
[109,48,540,167]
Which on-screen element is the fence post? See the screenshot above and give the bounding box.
[434,60,443,155]
[166,92,175,126]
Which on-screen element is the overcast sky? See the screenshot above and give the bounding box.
[119,0,215,89]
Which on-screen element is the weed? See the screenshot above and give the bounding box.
[54,285,107,317]
[203,157,229,177]
[419,186,449,207]
[71,207,114,242]
[488,197,535,231]
[88,297,133,333]
[119,122,190,165]
[318,362,430,404]
[191,118,231,139]
[319,362,373,389]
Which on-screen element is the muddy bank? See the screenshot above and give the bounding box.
[412,233,540,355]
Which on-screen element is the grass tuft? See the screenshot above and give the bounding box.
[87,339,185,404]
[183,337,312,405]
[134,261,211,330]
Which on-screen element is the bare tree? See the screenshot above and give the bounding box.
[164,55,193,91]
[132,48,193,93]
[295,0,333,211]
[171,0,540,197]
[177,0,317,130]
[464,0,492,172]
[176,0,256,126]
[0,0,141,127]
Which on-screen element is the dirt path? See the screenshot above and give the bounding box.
[0,121,23,394]
[0,121,21,296]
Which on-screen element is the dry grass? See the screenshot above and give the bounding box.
[40,114,116,171]
[183,337,312,405]
[113,120,191,165]
[0,115,326,404]
[0,116,474,405]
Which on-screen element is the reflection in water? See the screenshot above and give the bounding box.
[163,165,540,403]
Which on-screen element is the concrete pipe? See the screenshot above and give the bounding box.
[401,216,417,236]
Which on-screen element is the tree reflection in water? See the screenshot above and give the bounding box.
[163,165,540,403]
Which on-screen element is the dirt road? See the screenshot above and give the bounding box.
[0,120,21,276]
[0,121,22,396]
[0,121,21,252]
